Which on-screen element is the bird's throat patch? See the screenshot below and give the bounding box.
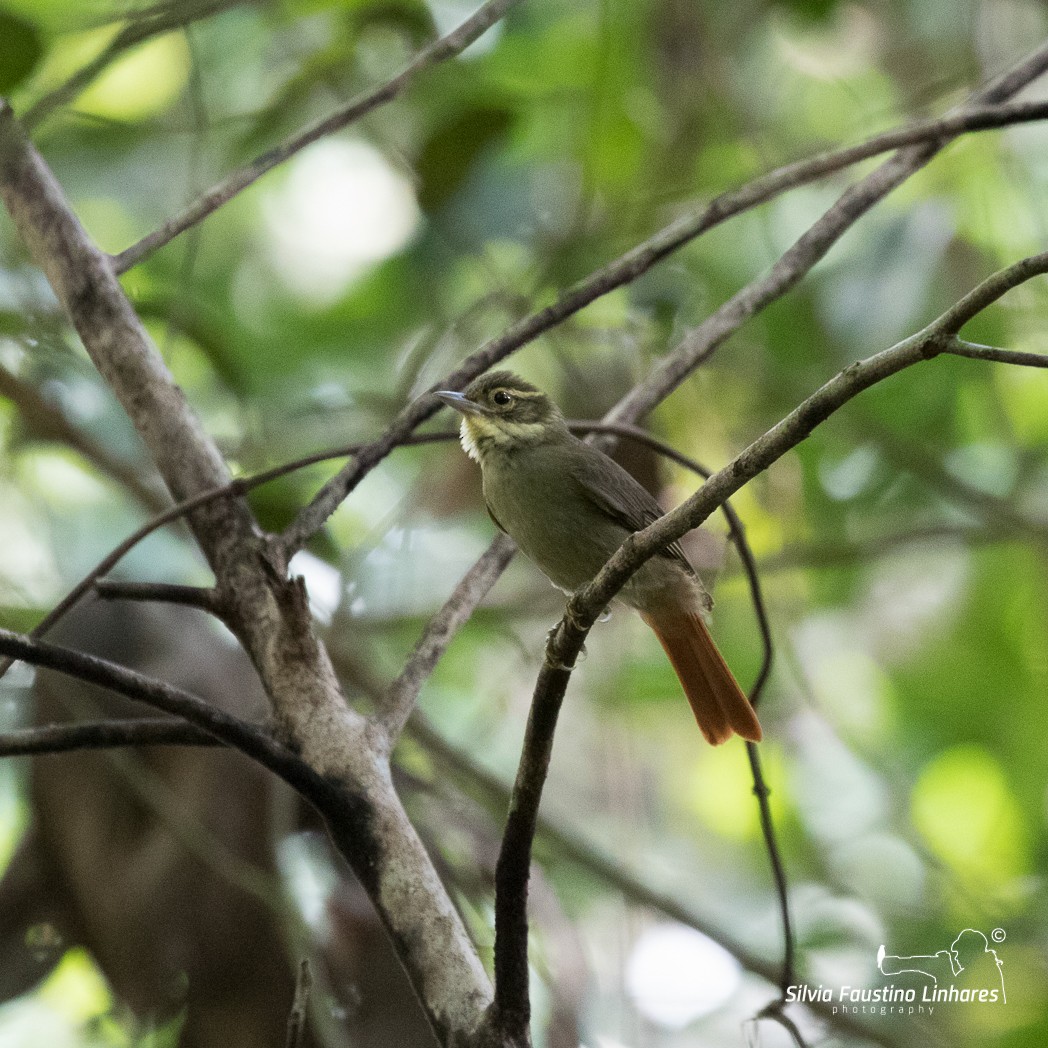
[460,416,547,461]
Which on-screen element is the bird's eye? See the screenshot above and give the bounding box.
[492,390,513,406]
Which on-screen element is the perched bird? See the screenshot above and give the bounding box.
[436,371,762,745]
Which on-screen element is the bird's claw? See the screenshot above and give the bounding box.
[544,626,586,670]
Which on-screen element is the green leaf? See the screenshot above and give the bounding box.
[0,7,43,93]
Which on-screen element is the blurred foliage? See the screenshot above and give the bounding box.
[1,0,1048,1046]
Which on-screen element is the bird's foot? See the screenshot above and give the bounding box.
[544,623,586,669]
[544,642,586,671]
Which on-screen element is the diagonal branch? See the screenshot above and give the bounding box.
[381,533,518,742]
[21,0,241,131]
[111,0,522,272]
[606,44,1048,426]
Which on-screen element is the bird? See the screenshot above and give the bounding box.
[436,371,762,745]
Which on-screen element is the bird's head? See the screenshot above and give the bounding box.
[435,371,567,462]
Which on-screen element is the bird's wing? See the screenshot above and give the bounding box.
[485,502,507,534]
[567,443,695,573]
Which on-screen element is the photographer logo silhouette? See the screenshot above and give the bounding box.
[877,929,1006,1004]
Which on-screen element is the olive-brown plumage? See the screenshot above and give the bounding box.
[436,372,762,745]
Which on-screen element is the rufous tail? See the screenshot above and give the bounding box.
[640,608,762,746]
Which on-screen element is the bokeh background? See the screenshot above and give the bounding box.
[0,0,1047,1046]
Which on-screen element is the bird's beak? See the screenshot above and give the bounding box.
[435,390,488,416]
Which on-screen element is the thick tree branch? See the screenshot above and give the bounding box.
[0,97,495,1045]
[491,250,1048,1034]
[111,0,521,272]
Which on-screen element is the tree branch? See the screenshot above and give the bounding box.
[112,95,1048,279]
[21,0,239,131]
[380,533,518,743]
[111,0,521,272]
[606,45,1048,427]
[94,579,223,614]
[491,250,1048,1036]
[945,339,1048,368]
[0,95,496,1045]
[0,718,220,758]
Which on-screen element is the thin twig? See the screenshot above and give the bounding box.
[0,718,219,757]
[381,533,517,742]
[109,38,1048,276]
[0,628,319,791]
[111,0,521,272]
[21,0,237,130]
[94,580,223,614]
[606,46,1048,427]
[284,958,314,1048]
[945,339,1048,367]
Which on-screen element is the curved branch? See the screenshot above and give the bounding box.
[111,0,521,272]
[571,252,1048,662]
[491,250,1048,1034]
